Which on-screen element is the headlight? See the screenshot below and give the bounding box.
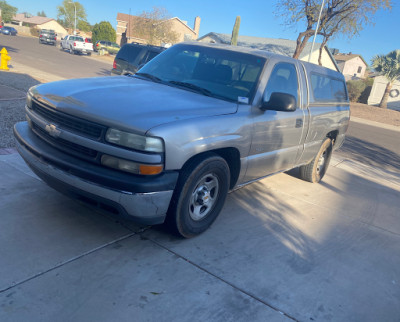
[101,155,163,175]
[26,86,38,109]
[105,128,164,152]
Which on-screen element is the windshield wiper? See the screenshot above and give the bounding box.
[168,81,213,96]
[135,72,162,83]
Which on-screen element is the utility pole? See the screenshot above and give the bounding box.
[309,0,325,63]
[69,1,77,35]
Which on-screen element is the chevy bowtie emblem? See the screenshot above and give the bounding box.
[45,124,61,138]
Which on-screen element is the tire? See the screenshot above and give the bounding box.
[167,153,230,238]
[69,47,74,54]
[87,52,91,56]
[299,138,332,183]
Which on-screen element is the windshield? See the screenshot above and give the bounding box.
[137,44,266,103]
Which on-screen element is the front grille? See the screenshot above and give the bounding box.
[32,123,98,160]
[32,100,106,140]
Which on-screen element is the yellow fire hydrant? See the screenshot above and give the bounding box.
[0,47,11,70]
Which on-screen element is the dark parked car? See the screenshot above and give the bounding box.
[1,26,18,36]
[39,29,57,45]
[111,43,166,75]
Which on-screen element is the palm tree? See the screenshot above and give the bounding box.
[371,50,400,109]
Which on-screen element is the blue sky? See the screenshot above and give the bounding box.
[9,0,400,65]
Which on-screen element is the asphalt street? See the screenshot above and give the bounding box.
[336,121,400,173]
[0,34,112,79]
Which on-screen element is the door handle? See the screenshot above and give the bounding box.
[295,118,303,128]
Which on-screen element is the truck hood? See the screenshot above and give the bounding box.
[31,76,238,133]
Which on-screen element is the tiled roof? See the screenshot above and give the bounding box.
[13,13,54,25]
[334,53,367,66]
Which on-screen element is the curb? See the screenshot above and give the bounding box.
[350,116,400,132]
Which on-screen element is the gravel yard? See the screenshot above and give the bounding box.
[351,102,400,127]
[1,69,399,149]
[0,72,40,148]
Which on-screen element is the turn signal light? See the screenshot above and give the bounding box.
[139,164,163,175]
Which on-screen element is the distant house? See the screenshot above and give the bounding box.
[116,13,201,46]
[197,32,339,71]
[12,13,67,38]
[333,53,368,80]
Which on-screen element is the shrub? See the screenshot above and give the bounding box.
[30,27,39,37]
[346,78,374,103]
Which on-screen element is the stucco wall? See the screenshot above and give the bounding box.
[116,18,196,46]
[169,19,196,43]
[341,57,366,79]
[298,48,337,71]
[368,76,400,110]
[39,21,68,39]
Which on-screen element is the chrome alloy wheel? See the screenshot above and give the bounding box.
[189,173,219,221]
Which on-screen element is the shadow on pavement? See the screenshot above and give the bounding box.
[339,135,400,172]
[0,44,19,53]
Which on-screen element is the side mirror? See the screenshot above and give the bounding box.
[261,92,297,112]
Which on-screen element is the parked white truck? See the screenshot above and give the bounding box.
[14,42,350,238]
[60,35,93,55]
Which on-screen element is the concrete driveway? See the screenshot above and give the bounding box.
[1,150,399,322]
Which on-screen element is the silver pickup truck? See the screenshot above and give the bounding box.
[14,42,350,238]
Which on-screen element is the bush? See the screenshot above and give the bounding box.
[30,27,39,37]
[358,78,374,104]
[92,21,116,44]
[346,78,373,103]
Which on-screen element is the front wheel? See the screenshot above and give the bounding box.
[299,138,332,183]
[167,154,230,238]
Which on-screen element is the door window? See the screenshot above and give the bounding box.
[264,63,299,103]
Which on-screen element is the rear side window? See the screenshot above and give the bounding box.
[117,45,142,62]
[311,74,347,102]
[142,51,160,64]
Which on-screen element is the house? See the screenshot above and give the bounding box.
[12,13,67,38]
[116,13,200,46]
[197,32,339,71]
[333,53,368,80]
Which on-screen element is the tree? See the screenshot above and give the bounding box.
[0,0,17,23]
[57,0,88,31]
[131,7,179,46]
[275,0,392,60]
[77,20,91,32]
[37,10,46,17]
[92,21,116,44]
[371,50,400,109]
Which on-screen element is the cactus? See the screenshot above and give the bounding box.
[230,16,241,46]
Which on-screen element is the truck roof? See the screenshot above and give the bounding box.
[181,42,343,80]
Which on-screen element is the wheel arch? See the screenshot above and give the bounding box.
[178,147,241,190]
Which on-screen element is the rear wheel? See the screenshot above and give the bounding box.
[167,153,230,238]
[299,138,332,183]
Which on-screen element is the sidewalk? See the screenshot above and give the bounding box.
[0,150,399,321]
